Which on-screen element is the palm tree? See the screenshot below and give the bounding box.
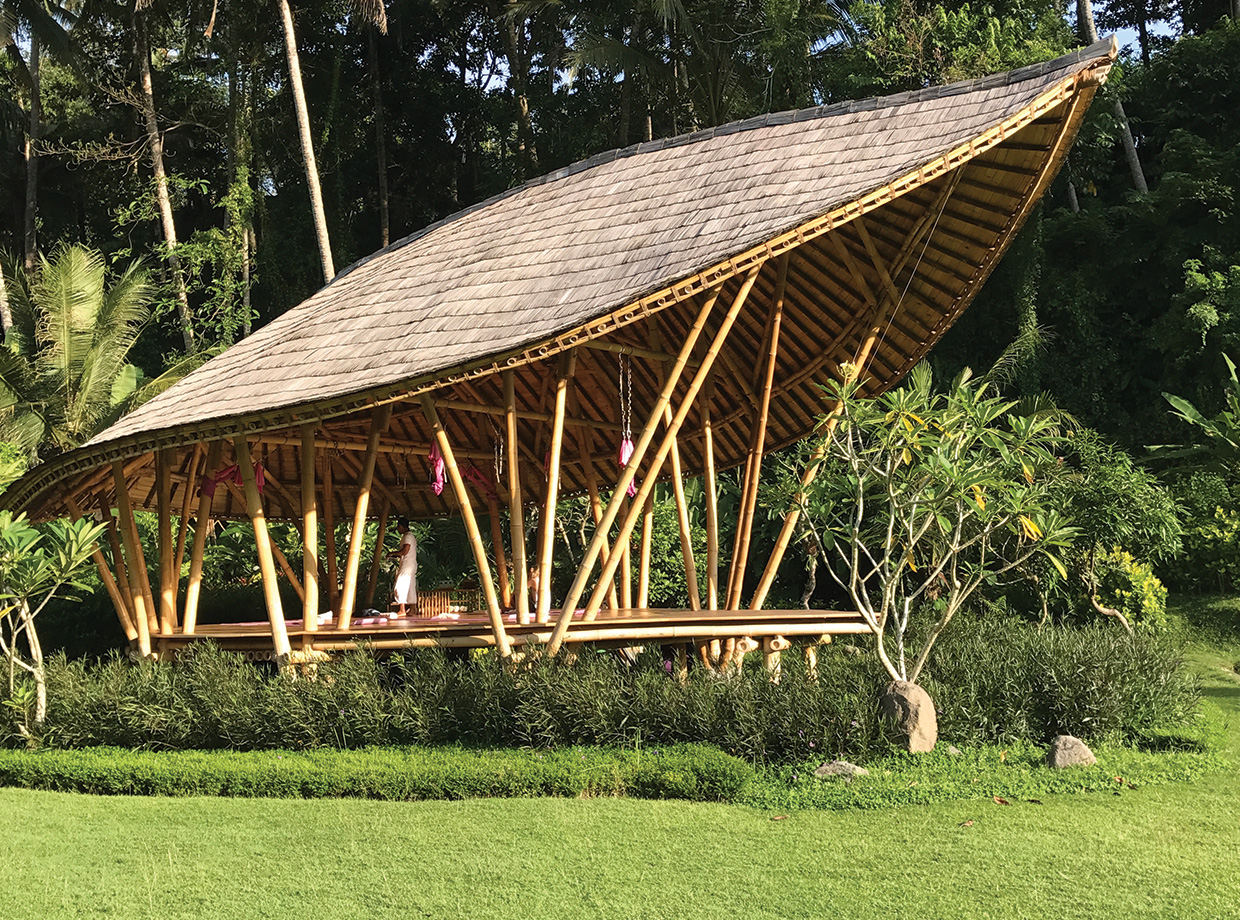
[0,245,192,462]
[276,0,386,285]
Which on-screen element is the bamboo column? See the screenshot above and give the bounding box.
[322,453,339,612]
[300,424,320,631]
[339,405,392,628]
[537,351,576,623]
[548,271,757,654]
[155,449,176,635]
[65,496,136,643]
[637,492,654,609]
[172,445,202,596]
[97,492,136,633]
[651,326,701,611]
[111,461,153,658]
[234,438,292,660]
[702,374,720,611]
[183,440,222,634]
[573,425,620,611]
[365,496,391,609]
[726,254,787,611]
[487,494,511,609]
[504,371,530,625]
[420,394,511,656]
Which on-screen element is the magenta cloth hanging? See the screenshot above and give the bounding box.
[616,354,637,496]
[617,438,637,497]
[199,462,264,499]
[428,443,446,496]
[464,464,497,498]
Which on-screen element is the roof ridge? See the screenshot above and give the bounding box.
[329,37,1116,287]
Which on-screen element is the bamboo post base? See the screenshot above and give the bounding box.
[763,635,790,682]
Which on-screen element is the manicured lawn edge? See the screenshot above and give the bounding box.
[0,731,1224,809]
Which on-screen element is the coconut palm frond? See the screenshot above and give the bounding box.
[98,346,219,434]
[350,0,386,33]
[74,259,151,437]
[31,246,103,425]
[567,33,667,81]
[1,250,36,356]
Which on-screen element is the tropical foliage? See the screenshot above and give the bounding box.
[787,363,1076,683]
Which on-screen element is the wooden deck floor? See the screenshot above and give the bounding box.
[159,608,872,658]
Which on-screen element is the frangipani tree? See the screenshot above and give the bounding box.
[0,510,103,734]
[789,363,1076,685]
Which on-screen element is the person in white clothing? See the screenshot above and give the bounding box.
[388,517,418,617]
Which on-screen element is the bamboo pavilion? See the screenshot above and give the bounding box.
[2,40,1117,668]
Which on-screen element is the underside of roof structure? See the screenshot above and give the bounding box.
[5,40,1116,526]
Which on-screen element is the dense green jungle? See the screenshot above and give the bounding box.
[2,0,1240,657]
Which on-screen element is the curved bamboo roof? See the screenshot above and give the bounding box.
[5,39,1116,522]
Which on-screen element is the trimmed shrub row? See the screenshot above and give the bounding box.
[4,621,1199,762]
[0,744,753,802]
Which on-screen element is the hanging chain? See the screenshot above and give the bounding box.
[620,354,633,440]
[491,419,505,483]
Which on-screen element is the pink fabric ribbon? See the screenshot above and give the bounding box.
[464,464,497,498]
[428,443,446,496]
[200,462,264,499]
[617,437,637,497]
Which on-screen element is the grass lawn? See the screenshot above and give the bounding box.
[3,601,1240,919]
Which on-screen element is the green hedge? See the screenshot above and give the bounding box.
[4,621,1200,761]
[0,743,754,802]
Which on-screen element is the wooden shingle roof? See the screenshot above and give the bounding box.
[5,39,1116,520]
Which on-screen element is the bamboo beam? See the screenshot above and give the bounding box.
[536,352,576,622]
[322,452,339,611]
[434,398,622,433]
[98,491,136,635]
[183,440,222,634]
[339,406,392,628]
[504,372,530,625]
[365,496,391,609]
[583,339,703,367]
[548,272,756,654]
[112,461,153,658]
[300,425,320,631]
[233,438,292,660]
[65,496,136,643]
[727,254,787,611]
[262,432,494,461]
[420,394,511,656]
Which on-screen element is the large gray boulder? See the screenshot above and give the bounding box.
[1046,735,1096,768]
[879,680,938,753]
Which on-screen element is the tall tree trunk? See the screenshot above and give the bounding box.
[368,26,390,248]
[0,255,11,333]
[23,33,39,275]
[134,16,197,351]
[489,2,537,179]
[277,0,336,284]
[1136,6,1151,66]
[618,70,631,147]
[1077,0,1148,194]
